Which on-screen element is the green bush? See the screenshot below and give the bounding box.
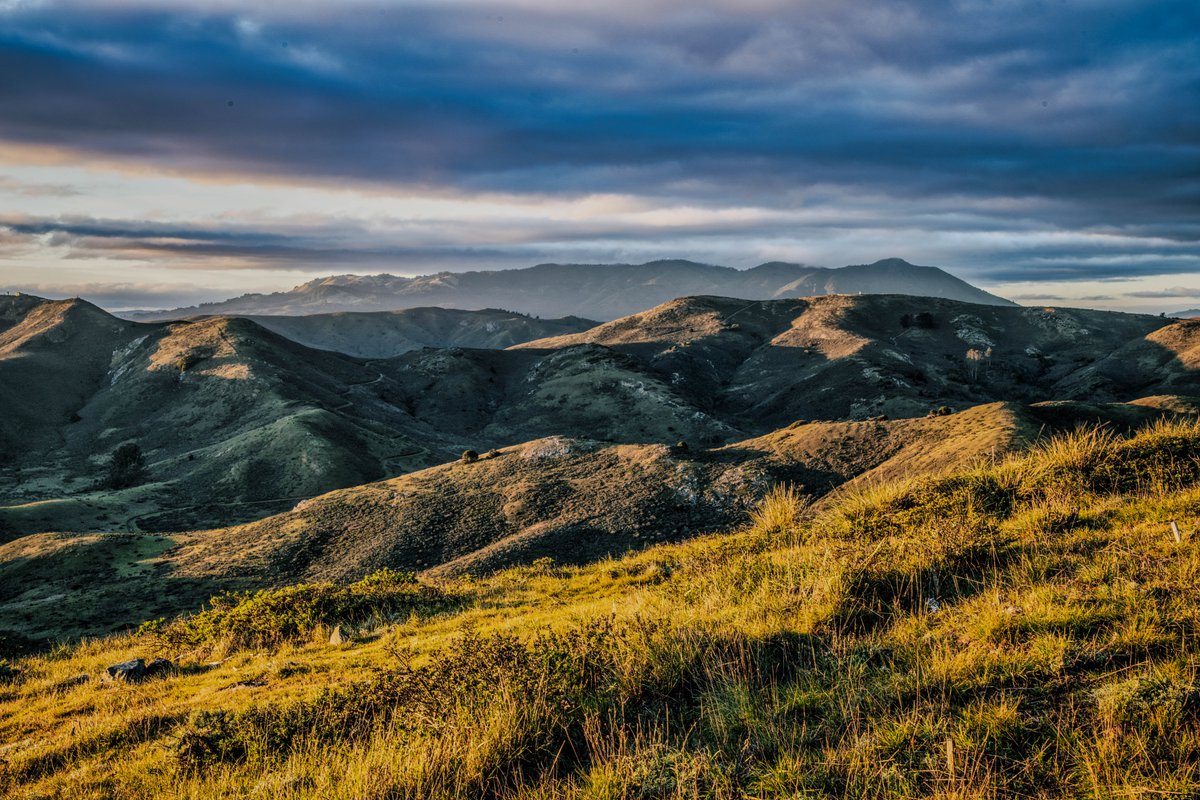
[104,442,146,489]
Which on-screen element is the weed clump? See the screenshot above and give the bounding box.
[748,484,808,540]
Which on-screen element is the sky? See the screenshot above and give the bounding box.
[0,0,1197,312]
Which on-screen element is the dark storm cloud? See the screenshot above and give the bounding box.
[0,0,1198,282]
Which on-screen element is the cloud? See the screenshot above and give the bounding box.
[0,175,79,196]
[0,0,1197,303]
[0,216,530,270]
[1125,286,1200,298]
[0,2,1196,213]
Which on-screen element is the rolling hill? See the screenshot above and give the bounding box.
[0,396,1190,645]
[0,297,461,538]
[5,292,1198,540]
[124,257,1015,321]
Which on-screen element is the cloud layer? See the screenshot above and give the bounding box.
[0,0,1198,308]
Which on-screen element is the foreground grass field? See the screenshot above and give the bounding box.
[2,421,1199,798]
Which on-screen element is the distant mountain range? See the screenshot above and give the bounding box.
[123,257,1014,321]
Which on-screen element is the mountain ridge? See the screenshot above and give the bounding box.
[122,257,1014,321]
[3,291,1193,542]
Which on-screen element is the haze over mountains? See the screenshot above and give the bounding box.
[125,258,1014,321]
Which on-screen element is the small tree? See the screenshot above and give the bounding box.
[965,348,992,381]
[105,442,146,489]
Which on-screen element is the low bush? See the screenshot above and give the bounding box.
[140,569,448,655]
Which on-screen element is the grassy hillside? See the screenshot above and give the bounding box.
[2,419,1199,798]
[0,297,146,459]
[0,303,482,537]
[4,399,1179,647]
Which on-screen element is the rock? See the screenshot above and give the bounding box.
[106,659,145,681]
[329,625,347,645]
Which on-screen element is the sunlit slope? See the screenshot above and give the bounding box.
[0,297,146,459]
[515,294,1169,426]
[0,302,455,537]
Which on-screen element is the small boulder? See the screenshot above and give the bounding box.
[106,659,145,681]
[329,625,347,645]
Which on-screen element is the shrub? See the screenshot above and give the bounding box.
[461,449,479,464]
[172,617,809,785]
[174,345,215,373]
[140,569,447,655]
[530,556,556,574]
[103,442,146,489]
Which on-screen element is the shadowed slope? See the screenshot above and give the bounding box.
[243,307,597,358]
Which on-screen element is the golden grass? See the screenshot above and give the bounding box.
[3,421,1200,798]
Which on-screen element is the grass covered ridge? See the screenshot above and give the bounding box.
[2,420,1200,798]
